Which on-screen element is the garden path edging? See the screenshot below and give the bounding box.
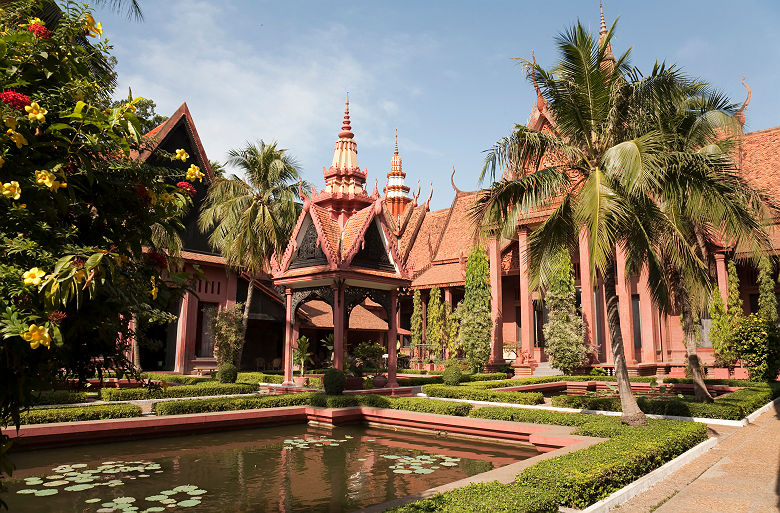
[558,435,719,513]
[415,394,754,427]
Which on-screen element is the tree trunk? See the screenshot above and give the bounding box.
[680,296,713,403]
[237,278,254,370]
[603,255,648,426]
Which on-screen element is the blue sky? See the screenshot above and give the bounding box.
[96,1,780,211]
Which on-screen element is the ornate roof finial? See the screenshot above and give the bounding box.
[413,180,421,203]
[600,2,607,36]
[394,128,399,155]
[734,74,752,127]
[424,181,433,209]
[450,166,462,194]
[598,3,616,68]
[531,50,545,113]
[372,177,379,197]
[339,92,354,139]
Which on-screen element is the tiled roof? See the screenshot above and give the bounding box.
[740,125,780,206]
[411,262,465,288]
[407,208,448,274]
[180,250,226,265]
[341,205,374,259]
[399,204,427,260]
[298,299,388,330]
[310,204,341,257]
[432,191,479,262]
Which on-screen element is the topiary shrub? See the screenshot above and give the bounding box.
[442,366,462,386]
[323,368,346,395]
[218,363,238,383]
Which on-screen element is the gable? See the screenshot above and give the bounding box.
[351,219,395,272]
[289,215,328,269]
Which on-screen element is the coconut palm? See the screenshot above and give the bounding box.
[199,140,306,367]
[472,21,772,424]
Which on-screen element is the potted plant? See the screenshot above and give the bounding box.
[353,341,386,388]
[292,336,313,387]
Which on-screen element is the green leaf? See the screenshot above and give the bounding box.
[84,253,103,271]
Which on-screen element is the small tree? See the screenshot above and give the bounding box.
[757,256,778,324]
[711,260,744,369]
[292,336,313,377]
[212,303,245,368]
[459,247,492,371]
[542,249,587,374]
[426,287,444,358]
[411,289,423,355]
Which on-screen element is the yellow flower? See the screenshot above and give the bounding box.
[4,117,17,130]
[148,190,157,206]
[7,129,28,149]
[0,155,4,168]
[124,103,136,113]
[159,192,174,203]
[2,180,21,200]
[28,17,44,27]
[24,102,47,123]
[149,277,158,300]
[84,13,102,38]
[185,164,204,182]
[22,324,51,349]
[174,148,189,162]
[35,169,67,191]
[22,267,46,286]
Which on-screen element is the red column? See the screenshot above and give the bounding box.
[578,228,596,349]
[517,228,534,361]
[615,246,637,364]
[488,237,504,369]
[283,289,294,385]
[443,288,453,360]
[333,284,345,370]
[715,253,728,306]
[638,266,658,364]
[174,291,197,374]
[224,271,238,309]
[387,290,399,388]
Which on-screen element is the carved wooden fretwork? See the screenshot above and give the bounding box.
[351,221,395,271]
[344,287,391,322]
[289,219,328,269]
[291,286,335,316]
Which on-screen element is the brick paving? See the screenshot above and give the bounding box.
[616,403,780,512]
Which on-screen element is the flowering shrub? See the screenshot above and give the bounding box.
[731,314,780,381]
[0,2,199,494]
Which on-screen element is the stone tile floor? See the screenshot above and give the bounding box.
[615,403,779,512]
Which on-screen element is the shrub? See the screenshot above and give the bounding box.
[422,384,544,405]
[154,393,313,415]
[731,314,780,381]
[30,390,88,406]
[218,363,238,383]
[306,394,474,416]
[398,368,427,375]
[140,373,212,385]
[100,383,256,401]
[237,372,284,384]
[323,368,346,395]
[212,303,245,367]
[442,366,462,386]
[20,404,142,425]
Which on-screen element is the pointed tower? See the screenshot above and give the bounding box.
[384,129,411,221]
[598,3,616,70]
[316,94,374,228]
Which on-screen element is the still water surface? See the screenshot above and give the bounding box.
[5,423,538,512]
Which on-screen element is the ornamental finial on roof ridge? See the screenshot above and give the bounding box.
[600,2,607,36]
[339,92,354,139]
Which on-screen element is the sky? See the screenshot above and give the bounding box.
[94,0,780,211]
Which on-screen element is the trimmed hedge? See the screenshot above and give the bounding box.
[140,373,212,385]
[237,372,284,384]
[394,408,707,512]
[308,394,474,416]
[398,368,428,375]
[30,390,88,406]
[422,384,544,405]
[662,377,754,387]
[20,404,142,425]
[100,383,257,401]
[459,375,658,390]
[153,393,314,415]
[396,372,508,387]
[550,382,780,420]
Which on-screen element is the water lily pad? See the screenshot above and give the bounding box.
[392,469,412,474]
[114,496,136,504]
[45,475,62,480]
[440,462,458,466]
[145,495,167,501]
[43,480,69,487]
[71,463,87,468]
[86,498,101,503]
[34,489,58,496]
[16,489,37,494]
[64,483,95,491]
[330,443,340,446]
[187,489,207,496]
[414,468,434,474]
[357,458,366,461]
[160,498,176,504]
[176,499,201,507]
[160,490,177,496]
[173,485,198,492]
[142,508,165,513]
[96,509,116,513]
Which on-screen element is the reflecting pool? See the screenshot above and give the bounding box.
[5,423,539,512]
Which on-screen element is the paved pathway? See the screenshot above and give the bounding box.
[616,403,780,512]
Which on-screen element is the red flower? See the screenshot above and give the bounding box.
[176,181,197,197]
[27,23,52,39]
[48,311,67,325]
[0,90,32,111]
[147,251,167,269]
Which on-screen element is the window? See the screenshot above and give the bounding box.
[515,306,522,344]
[195,302,218,358]
[594,287,605,360]
[631,294,642,362]
[533,300,548,348]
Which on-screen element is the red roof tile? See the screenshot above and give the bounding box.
[407,208,448,274]
[411,262,465,288]
[432,191,479,262]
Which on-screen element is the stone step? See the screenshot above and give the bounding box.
[532,362,563,377]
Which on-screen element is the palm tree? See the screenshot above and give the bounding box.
[199,140,305,368]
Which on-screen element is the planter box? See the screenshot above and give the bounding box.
[293,376,309,387]
[709,367,731,379]
[732,368,749,380]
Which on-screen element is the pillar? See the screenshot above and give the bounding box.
[517,228,535,361]
[443,288,453,359]
[420,293,427,363]
[333,284,345,370]
[615,245,637,364]
[224,271,238,309]
[283,289,294,385]
[578,228,596,349]
[174,291,198,374]
[387,290,399,387]
[715,253,728,306]
[638,266,658,364]
[487,237,504,369]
